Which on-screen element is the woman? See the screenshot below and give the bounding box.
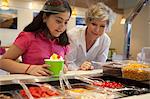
[66,2,116,70]
[0,0,72,76]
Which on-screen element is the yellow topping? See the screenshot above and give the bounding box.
[122,63,149,70]
[69,88,87,93]
[51,53,58,60]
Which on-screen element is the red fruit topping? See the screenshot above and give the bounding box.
[93,81,124,89]
[19,86,60,98]
[57,55,60,59]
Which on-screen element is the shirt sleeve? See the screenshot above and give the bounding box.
[13,32,32,52]
[65,37,80,71]
[95,35,111,62]
[65,27,86,70]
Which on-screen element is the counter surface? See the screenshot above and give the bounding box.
[0,69,150,99]
[121,93,150,99]
[0,69,103,84]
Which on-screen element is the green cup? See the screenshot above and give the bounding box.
[44,59,64,77]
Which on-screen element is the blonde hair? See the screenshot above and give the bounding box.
[85,2,116,32]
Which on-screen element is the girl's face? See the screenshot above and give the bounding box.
[45,11,70,37]
[86,19,108,38]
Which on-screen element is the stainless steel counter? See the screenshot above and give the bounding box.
[0,69,103,85]
[0,69,150,99]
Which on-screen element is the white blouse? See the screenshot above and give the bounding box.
[65,26,111,70]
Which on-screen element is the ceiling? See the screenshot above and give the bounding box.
[2,0,141,14]
[42,0,141,14]
[67,0,141,14]
[68,0,124,14]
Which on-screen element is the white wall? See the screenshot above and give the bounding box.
[108,15,124,54]
[0,0,43,46]
[124,2,150,59]
[67,7,87,31]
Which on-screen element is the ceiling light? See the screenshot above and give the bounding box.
[2,0,8,6]
[72,7,77,16]
[29,2,33,9]
[120,17,126,24]
[1,0,9,10]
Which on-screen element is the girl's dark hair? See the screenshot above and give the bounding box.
[23,0,72,46]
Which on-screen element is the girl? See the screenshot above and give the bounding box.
[0,0,72,76]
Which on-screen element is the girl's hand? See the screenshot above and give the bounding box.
[26,64,52,76]
[80,61,94,71]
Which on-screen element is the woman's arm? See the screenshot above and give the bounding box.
[65,39,80,71]
[95,35,111,62]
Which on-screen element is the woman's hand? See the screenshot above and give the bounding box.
[80,61,94,70]
[26,64,52,76]
[63,64,68,73]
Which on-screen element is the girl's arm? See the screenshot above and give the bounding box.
[0,44,51,76]
[0,44,28,73]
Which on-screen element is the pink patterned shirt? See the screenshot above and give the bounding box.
[14,32,68,65]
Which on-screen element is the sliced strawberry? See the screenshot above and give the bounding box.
[20,90,26,96]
